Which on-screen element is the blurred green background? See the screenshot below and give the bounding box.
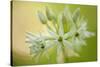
[12,1,97,66]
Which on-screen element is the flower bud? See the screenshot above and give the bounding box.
[46,7,56,21]
[72,8,80,23]
[62,13,70,33]
[38,11,47,24]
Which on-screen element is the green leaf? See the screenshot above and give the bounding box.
[38,11,47,24]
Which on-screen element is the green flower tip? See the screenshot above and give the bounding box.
[39,41,45,49]
[38,11,47,24]
[62,13,67,23]
[41,45,45,49]
[75,32,79,37]
[46,6,56,21]
[58,36,63,42]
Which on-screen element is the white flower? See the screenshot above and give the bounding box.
[70,8,95,51]
[45,7,80,63]
[26,32,53,64]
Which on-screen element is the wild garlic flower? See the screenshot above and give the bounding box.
[26,6,94,64]
[43,7,80,63]
[26,32,52,63]
[71,8,94,51]
[45,20,78,63]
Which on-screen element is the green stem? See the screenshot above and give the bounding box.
[46,23,55,32]
[35,52,42,64]
[52,20,58,34]
[56,42,66,63]
[61,42,67,62]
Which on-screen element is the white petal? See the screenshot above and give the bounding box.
[45,41,55,50]
[72,37,87,51]
[79,31,94,39]
[30,46,39,54]
[63,40,73,50]
[72,37,81,46]
[63,32,73,39]
[26,32,40,42]
[47,29,58,38]
[75,38,80,44]
[78,21,87,32]
[26,34,35,41]
[84,31,95,38]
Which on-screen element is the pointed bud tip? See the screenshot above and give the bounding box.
[37,11,47,24]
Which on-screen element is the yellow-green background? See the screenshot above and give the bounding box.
[12,1,97,66]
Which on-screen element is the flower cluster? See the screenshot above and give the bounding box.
[26,6,94,64]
